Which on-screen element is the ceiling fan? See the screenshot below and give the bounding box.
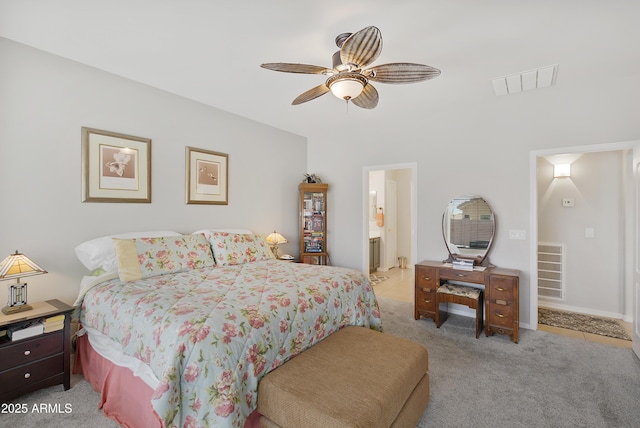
[261,26,441,109]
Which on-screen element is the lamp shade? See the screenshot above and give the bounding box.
[0,251,47,282]
[265,232,287,245]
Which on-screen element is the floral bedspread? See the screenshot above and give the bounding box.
[78,259,382,428]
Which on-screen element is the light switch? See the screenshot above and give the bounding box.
[509,230,526,240]
[585,227,595,238]
[562,198,575,207]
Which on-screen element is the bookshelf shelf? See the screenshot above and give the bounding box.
[299,183,329,265]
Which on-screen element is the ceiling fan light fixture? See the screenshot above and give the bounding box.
[262,26,440,109]
[327,73,367,101]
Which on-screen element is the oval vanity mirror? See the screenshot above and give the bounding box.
[442,196,495,267]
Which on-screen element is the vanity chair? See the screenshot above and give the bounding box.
[415,196,520,343]
[436,283,483,338]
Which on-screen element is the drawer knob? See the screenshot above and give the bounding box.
[24,350,31,356]
[495,313,505,318]
[24,373,31,379]
[456,273,466,277]
[421,287,432,293]
[424,299,431,303]
[423,277,431,281]
[496,287,505,291]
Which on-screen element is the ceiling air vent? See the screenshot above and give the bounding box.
[491,64,558,96]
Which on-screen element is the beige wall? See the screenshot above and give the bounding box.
[308,74,640,329]
[537,151,625,317]
[2,35,640,329]
[0,38,307,306]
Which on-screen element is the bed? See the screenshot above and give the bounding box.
[72,230,382,428]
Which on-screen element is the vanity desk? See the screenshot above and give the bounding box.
[414,260,519,343]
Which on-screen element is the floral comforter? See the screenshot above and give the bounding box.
[78,259,382,428]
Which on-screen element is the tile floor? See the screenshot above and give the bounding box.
[372,267,633,349]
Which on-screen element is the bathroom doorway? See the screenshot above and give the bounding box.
[361,163,417,276]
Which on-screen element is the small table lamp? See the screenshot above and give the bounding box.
[265,231,287,259]
[0,251,47,315]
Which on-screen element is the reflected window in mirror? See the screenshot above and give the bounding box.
[442,196,495,267]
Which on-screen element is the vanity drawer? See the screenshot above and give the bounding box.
[439,269,484,284]
[487,275,516,303]
[487,303,514,328]
[415,287,437,313]
[0,332,62,372]
[415,266,438,289]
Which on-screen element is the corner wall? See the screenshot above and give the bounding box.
[307,69,640,329]
[0,38,307,305]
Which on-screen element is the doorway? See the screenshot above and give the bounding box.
[530,141,639,343]
[361,163,417,277]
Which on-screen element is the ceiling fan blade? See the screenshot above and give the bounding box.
[340,26,382,69]
[365,63,441,84]
[292,84,330,105]
[351,83,379,109]
[261,63,333,75]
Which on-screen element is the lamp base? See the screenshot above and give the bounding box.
[2,304,33,315]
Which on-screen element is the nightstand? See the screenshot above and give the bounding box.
[0,299,73,402]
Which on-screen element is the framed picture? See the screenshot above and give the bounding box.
[81,127,151,203]
[186,146,228,205]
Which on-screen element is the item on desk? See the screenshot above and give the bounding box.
[452,259,474,271]
[9,321,44,341]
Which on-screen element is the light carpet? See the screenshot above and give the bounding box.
[538,307,631,341]
[4,297,640,428]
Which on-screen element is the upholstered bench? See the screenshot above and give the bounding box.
[435,283,483,338]
[257,326,429,428]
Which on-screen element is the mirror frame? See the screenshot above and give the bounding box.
[442,196,496,267]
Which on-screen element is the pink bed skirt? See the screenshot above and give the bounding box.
[73,333,261,428]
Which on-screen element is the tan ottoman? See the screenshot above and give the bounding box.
[257,326,429,428]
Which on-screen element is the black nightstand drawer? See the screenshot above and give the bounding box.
[0,299,73,400]
[0,331,62,372]
[0,354,63,395]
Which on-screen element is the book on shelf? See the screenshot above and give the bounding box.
[43,314,65,333]
[44,322,64,333]
[45,314,65,324]
[9,321,44,341]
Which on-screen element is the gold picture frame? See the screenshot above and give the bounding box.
[81,127,152,203]
[186,146,229,205]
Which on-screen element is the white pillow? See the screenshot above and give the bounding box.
[75,230,181,272]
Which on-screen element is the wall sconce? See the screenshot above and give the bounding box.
[0,251,48,315]
[554,163,571,178]
[265,231,287,259]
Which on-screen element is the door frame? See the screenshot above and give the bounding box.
[384,178,398,270]
[362,162,417,275]
[530,140,640,331]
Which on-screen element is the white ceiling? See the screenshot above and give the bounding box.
[1,0,639,141]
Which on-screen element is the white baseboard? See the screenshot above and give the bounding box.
[538,300,624,321]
